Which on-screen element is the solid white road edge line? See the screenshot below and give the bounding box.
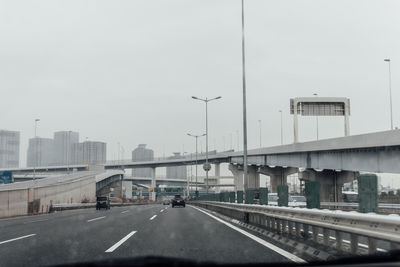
[121,210,129,214]
[105,231,137,253]
[190,205,306,263]
[87,216,106,222]
[0,234,36,245]
[149,215,157,220]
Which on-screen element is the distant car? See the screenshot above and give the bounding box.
[96,196,110,210]
[171,194,185,208]
[162,199,170,205]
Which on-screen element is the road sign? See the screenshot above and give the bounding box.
[203,163,211,171]
[0,171,12,184]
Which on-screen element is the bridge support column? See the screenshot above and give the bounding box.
[228,164,244,191]
[215,163,221,184]
[248,166,260,189]
[259,166,297,193]
[299,170,358,202]
[150,167,156,202]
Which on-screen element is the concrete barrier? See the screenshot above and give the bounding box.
[0,189,28,218]
[0,172,97,218]
[50,202,150,212]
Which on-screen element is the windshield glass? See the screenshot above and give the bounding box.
[0,0,399,266]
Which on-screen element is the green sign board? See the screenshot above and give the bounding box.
[305,181,320,209]
[278,185,289,207]
[0,171,12,184]
[358,174,378,213]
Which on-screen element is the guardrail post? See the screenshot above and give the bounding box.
[323,228,330,246]
[266,216,271,229]
[276,219,282,233]
[368,238,377,254]
[295,222,301,237]
[282,220,288,234]
[335,231,343,251]
[288,221,294,236]
[312,226,319,243]
[303,224,309,240]
[350,234,358,254]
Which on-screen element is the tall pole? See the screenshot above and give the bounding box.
[236,130,239,151]
[258,120,262,148]
[192,96,221,195]
[241,0,249,193]
[196,136,198,195]
[33,119,40,180]
[188,133,205,197]
[313,93,319,140]
[205,99,209,194]
[384,59,393,130]
[279,110,283,145]
[230,132,233,150]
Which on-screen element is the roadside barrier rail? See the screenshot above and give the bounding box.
[192,201,400,255]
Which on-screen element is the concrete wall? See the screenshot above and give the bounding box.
[33,176,96,214]
[0,189,28,218]
[0,174,96,218]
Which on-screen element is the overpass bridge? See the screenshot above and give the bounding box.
[2,130,400,202]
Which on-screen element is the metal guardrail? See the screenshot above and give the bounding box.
[192,201,400,255]
[265,201,400,214]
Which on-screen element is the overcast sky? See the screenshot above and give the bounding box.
[1,0,399,167]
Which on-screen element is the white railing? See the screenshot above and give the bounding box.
[192,201,400,255]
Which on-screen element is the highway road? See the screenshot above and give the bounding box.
[0,204,305,266]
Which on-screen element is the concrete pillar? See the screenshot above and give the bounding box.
[259,166,297,193]
[215,163,221,184]
[248,166,260,189]
[270,174,285,193]
[228,164,244,191]
[299,169,358,202]
[150,167,156,201]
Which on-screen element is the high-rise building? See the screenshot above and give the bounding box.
[0,130,20,168]
[53,131,79,166]
[166,152,187,179]
[132,144,154,177]
[27,137,55,167]
[71,141,106,165]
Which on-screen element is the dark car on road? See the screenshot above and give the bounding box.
[171,195,185,208]
[96,196,110,210]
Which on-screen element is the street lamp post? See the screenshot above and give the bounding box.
[279,110,283,145]
[192,96,221,195]
[33,119,40,180]
[384,59,393,130]
[187,133,206,197]
[241,0,249,194]
[313,93,319,140]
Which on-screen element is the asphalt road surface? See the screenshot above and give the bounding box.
[0,204,304,266]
